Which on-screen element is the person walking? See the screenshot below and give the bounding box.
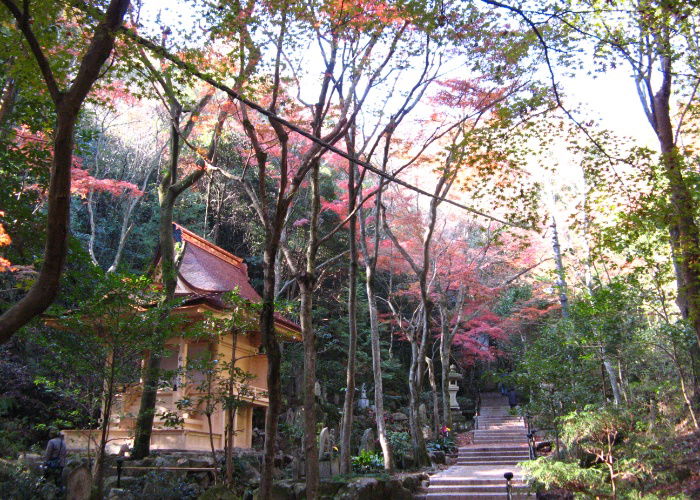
[44,429,67,490]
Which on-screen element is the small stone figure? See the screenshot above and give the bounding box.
[357,383,369,410]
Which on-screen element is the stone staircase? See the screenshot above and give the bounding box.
[418,392,532,499]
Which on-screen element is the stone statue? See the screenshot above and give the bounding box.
[318,427,330,461]
[357,383,369,409]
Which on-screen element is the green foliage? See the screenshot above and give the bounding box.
[350,450,384,474]
[426,434,457,454]
[0,461,59,500]
[522,456,607,494]
[125,471,202,500]
[386,431,411,461]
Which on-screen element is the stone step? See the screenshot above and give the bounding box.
[458,454,530,460]
[473,438,528,442]
[429,478,525,486]
[458,451,527,456]
[457,457,530,467]
[474,432,527,436]
[426,484,530,494]
[457,445,530,455]
[424,493,534,500]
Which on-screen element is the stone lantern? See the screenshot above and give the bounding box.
[448,365,461,410]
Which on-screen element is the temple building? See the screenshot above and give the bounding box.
[62,224,300,452]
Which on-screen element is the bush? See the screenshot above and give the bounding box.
[426,434,456,454]
[522,456,607,495]
[0,461,60,500]
[387,431,411,461]
[351,450,384,474]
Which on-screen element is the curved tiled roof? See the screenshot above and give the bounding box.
[166,224,300,335]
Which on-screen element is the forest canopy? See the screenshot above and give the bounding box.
[0,0,699,498]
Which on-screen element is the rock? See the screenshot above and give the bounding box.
[392,412,408,422]
[420,479,429,489]
[359,428,375,452]
[429,450,446,464]
[104,475,140,492]
[386,478,412,500]
[235,457,261,486]
[197,484,239,500]
[318,479,344,497]
[107,488,135,500]
[335,477,380,499]
[401,475,418,491]
[269,479,305,500]
[65,464,91,500]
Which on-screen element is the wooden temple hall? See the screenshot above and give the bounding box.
[62,224,300,453]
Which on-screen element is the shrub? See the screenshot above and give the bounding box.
[426,434,456,454]
[351,450,384,474]
[0,461,59,500]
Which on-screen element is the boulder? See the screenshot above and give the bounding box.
[107,488,135,500]
[197,484,239,500]
[104,475,141,492]
[335,477,380,499]
[392,412,408,422]
[429,450,446,464]
[268,479,305,500]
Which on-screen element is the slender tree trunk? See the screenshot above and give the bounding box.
[94,349,116,498]
[440,324,451,427]
[299,278,319,497]
[0,77,17,139]
[551,215,569,318]
[426,356,440,438]
[299,158,321,498]
[207,412,217,467]
[364,261,393,470]
[226,333,239,485]
[407,340,430,466]
[132,194,176,458]
[259,243,283,500]
[132,89,217,458]
[339,156,359,475]
[602,353,622,406]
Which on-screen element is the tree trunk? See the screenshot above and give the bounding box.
[259,243,283,500]
[339,158,359,475]
[0,0,131,342]
[132,194,176,459]
[602,353,622,406]
[0,77,17,138]
[551,215,569,318]
[131,89,217,458]
[207,412,217,467]
[652,52,700,350]
[426,356,440,438]
[225,334,239,485]
[299,277,319,498]
[93,349,116,498]
[408,340,430,466]
[440,325,451,427]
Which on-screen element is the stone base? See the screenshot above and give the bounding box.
[450,409,467,430]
